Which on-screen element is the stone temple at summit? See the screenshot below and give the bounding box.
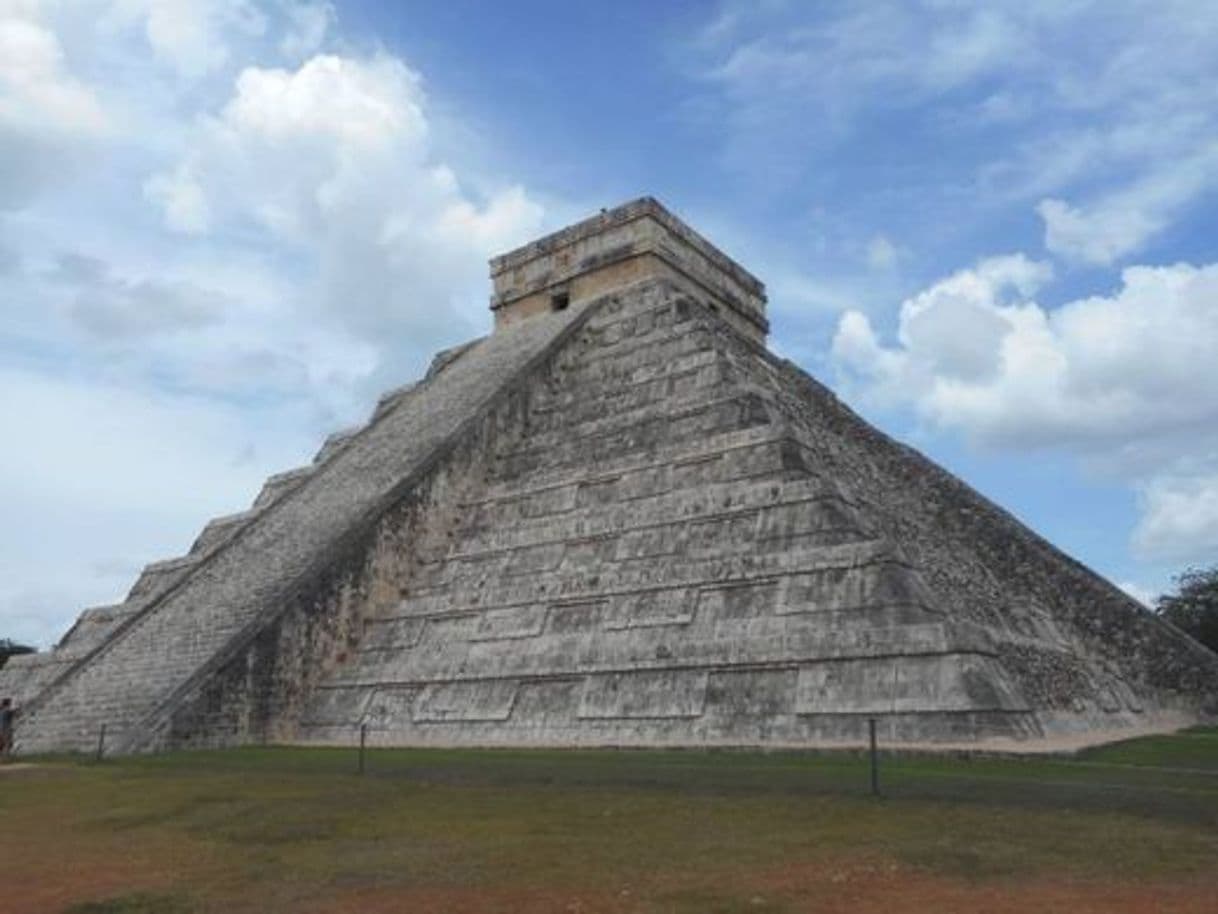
[5,198,1217,756]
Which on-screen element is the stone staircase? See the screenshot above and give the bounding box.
[11,306,594,754]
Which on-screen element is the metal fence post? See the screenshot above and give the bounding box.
[95,723,107,762]
[868,717,880,797]
[358,723,367,775]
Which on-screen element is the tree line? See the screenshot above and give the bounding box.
[1155,565,1218,654]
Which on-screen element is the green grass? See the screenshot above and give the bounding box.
[1077,725,1218,770]
[4,729,1217,913]
[63,893,196,914]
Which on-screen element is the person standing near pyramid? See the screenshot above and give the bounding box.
[0,698,17,760]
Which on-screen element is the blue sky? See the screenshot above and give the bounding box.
[2,0,1217,647]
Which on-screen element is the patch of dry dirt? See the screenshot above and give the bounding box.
[5,859,182,914]
[296,858,1218,914]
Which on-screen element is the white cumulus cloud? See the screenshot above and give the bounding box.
[105,0,267,77]
[0,3,110,207]
[0,13,108,134]
[146,53,544,346]
[834,259,1218,446]
[1038,143,1218,264]
[833,257,1218,562]
[1134,474,1218,563]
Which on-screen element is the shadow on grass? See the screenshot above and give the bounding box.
[63,892,195,914]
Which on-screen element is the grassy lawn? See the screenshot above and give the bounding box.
[2,730,1216,913]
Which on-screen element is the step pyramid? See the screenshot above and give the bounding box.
[7,198,1216,755]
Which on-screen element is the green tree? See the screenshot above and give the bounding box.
[0,638,35,669]
[1156,566,1218,654]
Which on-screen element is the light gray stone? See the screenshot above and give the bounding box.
[9,199,1217,756]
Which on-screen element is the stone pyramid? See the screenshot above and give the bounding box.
[7,198,1216,756]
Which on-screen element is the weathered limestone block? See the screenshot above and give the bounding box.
[490,197,767,343]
